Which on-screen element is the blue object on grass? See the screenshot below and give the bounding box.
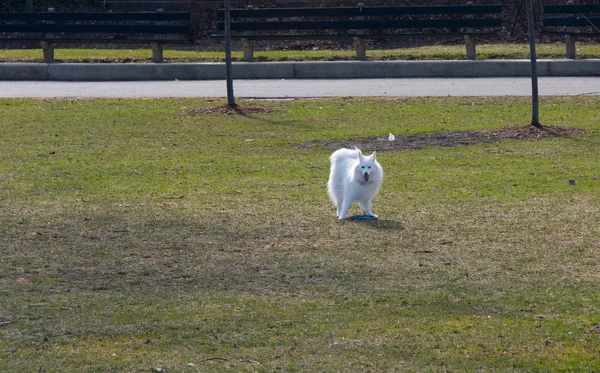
[347,215,378,220]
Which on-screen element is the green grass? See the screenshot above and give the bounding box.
[1,97,600,372]
[2,43,600,62]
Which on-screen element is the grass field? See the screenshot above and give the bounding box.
[1,96,600,372]
[1,43,600,63]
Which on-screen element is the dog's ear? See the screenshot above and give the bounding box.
[371,151,377,159]
[355,147,363,157]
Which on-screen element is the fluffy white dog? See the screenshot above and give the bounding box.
[327,147,383,219]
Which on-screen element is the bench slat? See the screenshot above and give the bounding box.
[220,5,502,19]
[217,18,502,32]
[0,12,191,21]
[0,37,190,43]
[0,24,190,34]
[541,31,600,36]
[211,32,498,40]
[543,17,600,27]
[543,5,600,14]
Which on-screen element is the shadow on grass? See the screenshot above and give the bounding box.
[558,129,600,146]
[347,219,403,230]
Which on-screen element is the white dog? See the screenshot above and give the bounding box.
[327,148,383,219]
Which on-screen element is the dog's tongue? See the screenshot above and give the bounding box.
[364,174,369,182]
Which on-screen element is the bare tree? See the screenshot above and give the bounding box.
[526,0,540,127]
[224,0,235,107]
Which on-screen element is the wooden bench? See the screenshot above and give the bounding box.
[542,3,600,59]
[0,9,192,63]
[212,3,502,62]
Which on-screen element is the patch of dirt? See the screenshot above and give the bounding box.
[296,125,589,152]
[590,325,600,335]
[183,105,277,116]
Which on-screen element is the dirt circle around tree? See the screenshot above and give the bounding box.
[183,105,276,116]
[296,125,590,152]
[182,105,589,151]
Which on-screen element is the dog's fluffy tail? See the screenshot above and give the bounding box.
[329,147,359,164]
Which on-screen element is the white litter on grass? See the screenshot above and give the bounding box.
[388,133,396,141]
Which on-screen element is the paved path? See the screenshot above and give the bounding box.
[1,77,599,98]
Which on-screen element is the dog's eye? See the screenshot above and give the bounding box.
[361,166,365,169]
[368,166,372,169]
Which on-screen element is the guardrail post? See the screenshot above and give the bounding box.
[565,1,576,59]
[464,2,476,60]
[42,8,55,63]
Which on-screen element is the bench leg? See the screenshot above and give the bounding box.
[464,4,477,60]
[354,37,366,61]
[242,39,254,62]
[464,35,476,61]
[151,42,164,63]
[41,41,55,63]
[565,1,577,59]
[565,34,576,59]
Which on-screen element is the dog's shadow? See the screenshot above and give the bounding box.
[348,218,403,230]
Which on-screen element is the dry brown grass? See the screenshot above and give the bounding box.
[1,97,599,372]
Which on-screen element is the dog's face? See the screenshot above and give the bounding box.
[356,151,378,183]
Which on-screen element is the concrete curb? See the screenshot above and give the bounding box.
[0,59,599,81]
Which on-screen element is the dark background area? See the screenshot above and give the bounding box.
[1,0,599,45]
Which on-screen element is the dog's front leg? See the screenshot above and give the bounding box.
[360,199,375,217]
[358,202,366,215]
[338,199,352,220]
